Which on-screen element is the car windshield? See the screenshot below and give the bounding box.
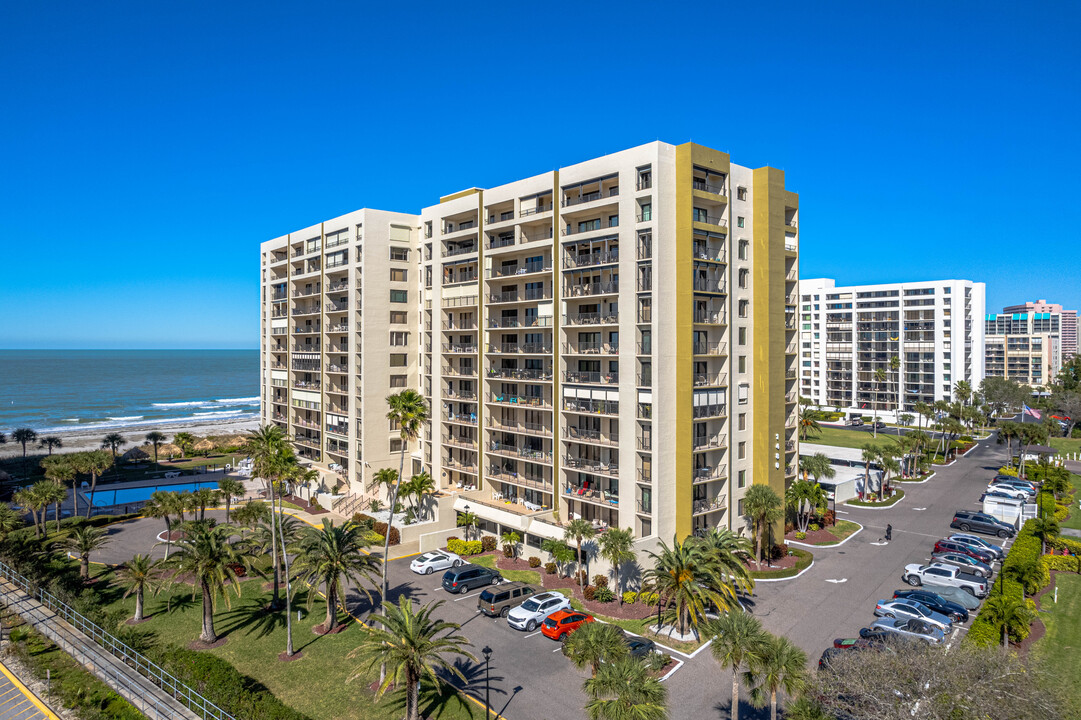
[520,599,541,612]
[418,554,437,562]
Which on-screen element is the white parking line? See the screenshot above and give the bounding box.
[524,630,543,639]
[552,646,563,653]
[453,591,483,602]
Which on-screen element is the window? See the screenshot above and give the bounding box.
[737,187,747,201]
[738,442,746,459]
[738,498,744,517]
[390,289,408,303]
[738,413,746,431]
[389,311,408,325]
[737,216,745,228]
[577,219,601,233]
[738,239,749,260]
[390,353,407,367]
[390,268,408,282]
[738,383,749,405]
[738,268,749,289]
[692,207,709,223]
[389,374,407,388]
[608,214,619,228]
[738,355,746,373]
[390,438,403,453]
[390,332,409,346]
[738,327,747,345]
[738,300,749,318]
[390,247,410,261]
[639,203,651,222]
[738,470,746,488]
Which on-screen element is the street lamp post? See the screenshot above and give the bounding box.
[482,645,492,717]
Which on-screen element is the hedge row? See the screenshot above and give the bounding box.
[967,518,1043,647]
[446,538,482,555]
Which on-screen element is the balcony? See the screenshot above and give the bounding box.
[693,341,728,356]
[563,427,618,447]
[443,272,479,286]
[564,311,619,326]
[443,458,479,475]
[692,495,727,515]
[564,370,618,385]
[564,456,619,478]
[486,367,552,381]
[443,435,478,449]
[443,389,478,401]
[293,380,321,390]
[693,372,727,387]
[442,342,478,354]
[693,179,727,196]
[325,423,349,437]
[442,365,478,378]
[693,466,728,483]
[694,310,727,324]
[563,484,619,507]
[486,393,551,409]
[693,278,727,294]
[486,316,553,329]
[325,302,349,313]
[487,418,552,437]
[562,188,619,208]
[520,227,554,244]
[563,251,619,269]
[692,433,727,450]
[487,342,553,355]
[489,442,552,463]
[692,213,727,227]
[692,403,727,419]
[293,287,319,298]
[486,468,551,492]
[562,341,618,355]
[444,243,478,257]
[564,281,619,298]
[693,247,727,263]
[563,398,619,416]
[488,260,551,278]
[292,305,320,317]
[443,411,477,426]
[519,203,553,218]
[563,219,618,237]
[294,326,321,335]
[488,288,552,304]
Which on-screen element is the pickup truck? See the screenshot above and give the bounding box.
[901,563,989,598]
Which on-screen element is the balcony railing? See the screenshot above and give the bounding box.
[692,495,727,514]
[563,485,619,506]
[564,456,619,477]
[692,403,727,419]
[488,288,552,303]
[694,310,727,324]
[486,393,550,408]
[694,466,728,482]
[693,279,727,293]
[487,342,553,355]
[563,427,618,446]
[693,247,727,262]
[564,281,619,297]
[442,343,478,354]
[293,380,321,390]
[692,433,727,450]
[692,179,727,195]
[487,467,551,491]
[443,272,479,285]
[443,411,477,425]
[444,244,478,257]
[562,341,618,355]
[519,203,553,217]
[563,220,618,236]
[520,227,554,243]
[562,188,618,208]
[693,341,728,355]
[486,367,552,381]
[564,312,619,326]
[443,389,477,401]
[563,398,619,416]
[563,251,619,269]
[293,326,321,334]
[693,214,727,227]
[693,372,727,387]
[486,316,553,329]
[488,260,551,278]
[489,442,552,462]
[487,418,552,437]
[442,364,477,377]
[564,370,618,385]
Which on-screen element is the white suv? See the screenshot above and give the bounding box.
[506,591,571,631]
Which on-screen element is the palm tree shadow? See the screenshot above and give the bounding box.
[216,595,287,640]
[151,590,198,616]
[433,656,510,718]
[348,580,422,616]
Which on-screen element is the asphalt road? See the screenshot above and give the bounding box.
[90,436,1009,720]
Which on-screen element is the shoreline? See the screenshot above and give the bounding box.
[0,417,261,458]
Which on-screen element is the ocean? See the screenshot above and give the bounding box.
[0,350,260,433]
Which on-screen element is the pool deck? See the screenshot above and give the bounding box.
[68,470,262,515]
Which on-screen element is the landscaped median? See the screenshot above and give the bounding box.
[786,519,862,547]
[846,488,905,508]
[747,547,813,581]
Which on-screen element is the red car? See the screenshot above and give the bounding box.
[833,637,877,650]
[932,539,994,564]
[541,610,594,641]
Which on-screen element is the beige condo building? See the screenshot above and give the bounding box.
[260,141,799,552]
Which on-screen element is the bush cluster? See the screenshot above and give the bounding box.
[639,591,659,606]
[592,575,608,589]
[593,587,614,603]
[447,538,482,556]
[583,585,596,601]
[622,591,638,604]
[967,519,1045,647]
[351,513,376,531]
[372,522,400,546]
[544,562,557,575]
[527,556,541,568]
[480,536,497,552]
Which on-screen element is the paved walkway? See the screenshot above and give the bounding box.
[0,661,57,720]
[0,580,198,720]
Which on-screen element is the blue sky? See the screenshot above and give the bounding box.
[1,1,1078,349]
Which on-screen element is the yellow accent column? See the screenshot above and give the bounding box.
[751,168,788,513]
[673,146,694,539]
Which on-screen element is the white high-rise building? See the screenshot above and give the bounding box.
[260,141,800,552]
[799,278,985,420]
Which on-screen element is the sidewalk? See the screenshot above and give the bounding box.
[0,579,200,720]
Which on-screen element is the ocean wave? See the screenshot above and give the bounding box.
[107,416,144,421]
[214,397,259,404]
[192,410,245,417]
[151,401,213,408]
[61,418,80,422]
[33,412,260,434]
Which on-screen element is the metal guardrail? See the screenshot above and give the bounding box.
[0,561,234,720]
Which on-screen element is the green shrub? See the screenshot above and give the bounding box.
[593,587,614,603]
[372,522,400,546]
[997,466,1019,477]
[583,585,596,601]
[447,538,482,556]
[640,591,659,606]
[544,562,557,574]
[1041,554,1081,574]
[960,435,974,442]
[622,591,638,604]
[528,556,541,568]
[1049,536,1081,554]
[593,575,608,589]
[795,531,807,539]
[481,536,497,552]
[808,523,820,532]
[351,513,376,531]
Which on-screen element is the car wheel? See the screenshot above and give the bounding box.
[959,524,971,532]
[951,613,963,623]
[500,607,509,618]
[425,566,433,575]
[459,584,470,594]
[526,620,537,632]
[559,633,567,642]
[997,530,1009,539]
[453,559,462,567]
[884,613,895,619]
[962,587,976,596]
[906,576,921,587]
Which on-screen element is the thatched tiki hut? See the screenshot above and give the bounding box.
[193,439,216,457]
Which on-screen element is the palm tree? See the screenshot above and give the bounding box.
[745,633,807,720]
[872,367,887,437]
[101,432,127,464]
[0,505,24,540]
[796,406,821,442]
[217,477,244,522]
[349,599,476,720]
[888,355,901,422]
[1030,517,1059,555]
[643,536,727,638]
[41,459,74,533]
[1006,560,1044,597]
[406,471,435,519]
[293,519,381,633]
[164,522,247,644]
[190,487,220,521]
[243,425,292,609]
[710,610,769,720]
[173,432,196,458]
[597,527,635,604]
[879,454,901,498]
[117,553,160,622]
[784,480,827,534]
[11,428,38,476]
[742,484,783,569]
[564,518,597,588]
[455,510,478,541]
[981,594,1035,648]
[64,525,110,578]
[564,622,629,677]
[12,486,44,538]
[542,538,576,578]
[36,480,66,537]
[954,379,972,407]
[696,528,755,598]
[583,656,668,720]
[230,498,271,527]
[145,431,166,465]
[997,421,1021,466]
[861,445,880,500]
[803,453,836,486]
[72,450,111,517]
[500,530,521,560]
[38,436,63,455]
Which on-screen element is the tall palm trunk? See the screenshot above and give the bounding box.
[277,489,294,655]
[770,690,778,720]
[577,541,584,588]
[134,588,144,622]
[325,582,337,631]
[71,479,79,519]
[163,517,172,560]
[732,671,741,720]
[80,554,89,578]
[380,444,408,686]
[268,477,281,609]
[755,521,763,570]
[85,471,99,518]
[54,501,61,534]
[200,578,217,643]
[407,670,420,720]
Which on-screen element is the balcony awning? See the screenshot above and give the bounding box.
[525,518,565,542]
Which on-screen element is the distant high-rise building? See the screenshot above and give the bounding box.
[985,300,1076,386]
[1000,300,1077,361]
[798,279,986,420]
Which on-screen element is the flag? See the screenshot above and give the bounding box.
[1023,404,1042,420]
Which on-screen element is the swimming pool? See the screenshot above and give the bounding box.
[87,480,223,507]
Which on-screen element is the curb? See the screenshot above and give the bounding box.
[753,558,816,583]
[786,522,864,549]
[844,492,907,511]
[897,471,936,485]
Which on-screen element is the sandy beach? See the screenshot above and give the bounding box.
[0,417,262,459]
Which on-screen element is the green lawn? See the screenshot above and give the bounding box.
[802,426,904,452]
[99,576,476,720]
[847,489,906,507]
[1034,573,1081,714]
[822,519,861,544]
[1060,473,1081,532]
[1049,436,1081,458]
[748,548,814,580]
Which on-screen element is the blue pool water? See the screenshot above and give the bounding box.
[88,480,223,507]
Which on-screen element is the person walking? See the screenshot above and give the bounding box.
[885,523,893,542]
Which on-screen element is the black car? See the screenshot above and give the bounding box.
[626,637,657,659]
[891,589,969,623]
[949,510,1016,539]
[858,626,894,642]
[441,564,502,594]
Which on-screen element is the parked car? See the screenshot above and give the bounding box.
[993,475,1035,489]
[847,417,865,427]
[933,539,996,564]
[870,419,886,429]
[874,600,953,632]
[410,550,463,575]
[918,583,983,610]
[869,618,946,645]
[930,551,993,578]
[858,626,899,642]
[902,563,989,597]
[626,636,658,659]
[992,478,1036,495]
[506,591,571,631]
[948,533,1005,559]
[985,483,1029,500]
[477,582,536,618]
[541,610,595,641]
[950,511,1016,538]
[891,590,969,622]
[440,564,502,594]
[834,636,885,650]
